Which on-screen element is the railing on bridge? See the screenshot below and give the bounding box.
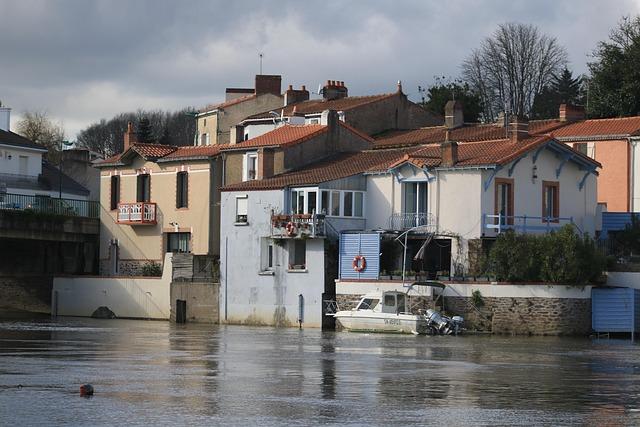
[483,214,574,234]
[0,192,98,218]
[389,212,436,231]
[117,202,157,225]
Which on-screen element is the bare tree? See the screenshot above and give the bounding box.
[15,110,65,161]
[462,23,568,121]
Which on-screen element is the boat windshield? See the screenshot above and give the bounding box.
[357,298,379,310]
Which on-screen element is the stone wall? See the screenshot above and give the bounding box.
[0,276,52,314]
[99,259,159,276]
[444,296,591,336]
[170,281,219,323]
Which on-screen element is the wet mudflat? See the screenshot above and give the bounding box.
[1,317,639,426]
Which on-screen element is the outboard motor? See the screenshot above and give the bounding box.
[450,316,464,335]
[426,309,449,333]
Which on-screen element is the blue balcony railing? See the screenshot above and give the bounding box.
[0,193,99,218]
[483,214,574,234]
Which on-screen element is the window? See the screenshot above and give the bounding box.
[288,240,306,270]
[243,152,258,181]
[397,294,406,313]
[290,188,318,214]
[542,181,559,222]
[384,294,395,306]
[261,238,275,271]
[307,191,317,214]
[357,298,379,310]
[574,143,588,156]
[200,133,207,145]
[176,172,188,208]
[402,182,427,214]
[319,189,365,218]
[110,175,120,210]
[494,178,514,225]
[343,192,353,217]
[235,195,248,223]
[136,174,151,202]
[166,232,191,253]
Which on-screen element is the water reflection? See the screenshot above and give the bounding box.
[1,318,640,425]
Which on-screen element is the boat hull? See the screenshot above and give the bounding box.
[334,312,430,335]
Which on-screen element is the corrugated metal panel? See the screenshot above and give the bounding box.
[592,287,640,333]
[602,213,640,234]
[339,233,380,279]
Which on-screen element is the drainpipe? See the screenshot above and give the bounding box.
[630,138,637,212]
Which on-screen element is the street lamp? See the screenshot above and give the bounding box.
[58,140,74,199]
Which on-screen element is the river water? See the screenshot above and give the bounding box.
[1,317,640,426]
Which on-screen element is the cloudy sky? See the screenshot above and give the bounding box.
[2,0,639,139]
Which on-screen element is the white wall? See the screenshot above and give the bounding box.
[607,272,640,289]
[220,190,327,328]
[0,145,43,177]
[366,174,394,230]
[52,253,172,319]
[444,282,592,299]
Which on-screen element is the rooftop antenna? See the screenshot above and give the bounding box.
[259,53,263,75]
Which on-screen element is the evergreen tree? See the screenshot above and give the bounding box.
[587,15,640,118]
[419,77,483,122]
[136,117,154,143]
[531,68,584,119]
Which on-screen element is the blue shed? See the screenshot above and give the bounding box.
[591,287,640,337]
[339,232,380,280]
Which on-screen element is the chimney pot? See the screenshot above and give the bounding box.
[441,140,458,167]
[288,84,293,91]
[445,100,464,129]
[509,117,530,143]
[301,85,306,91]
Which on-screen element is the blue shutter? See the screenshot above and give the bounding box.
[339,233,380,279]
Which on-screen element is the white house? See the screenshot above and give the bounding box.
[218,119,600,329]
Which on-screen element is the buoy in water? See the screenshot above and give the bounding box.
[80,384,94,397]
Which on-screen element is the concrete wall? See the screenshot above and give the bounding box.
[171,281,219,323]
[0,275,52,314]
[99,156,215,273]
[220,189,327,328]
[52,254,173,319]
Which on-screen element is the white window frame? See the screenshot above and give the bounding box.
[319,189,365,218]
[242,152,258,181]
[235,194,248,224]
[290,187,319,215]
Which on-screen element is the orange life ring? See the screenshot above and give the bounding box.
[285,221,297,236]
[352,255,366,272]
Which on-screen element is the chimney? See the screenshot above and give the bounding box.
[440,140,458,167]
[445,100,464,129]
[284,84,310,106]
[322,80,348,101]
[509,116,529,143]
[257,147,275,179]
[0,106,10,131]
[559,104,586,122]
[255,74,282,95]
[230,125,244,145]
[495,111,507,128]
[123,121,137,152]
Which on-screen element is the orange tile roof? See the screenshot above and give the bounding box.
[95,142,224,166]
[220,124,327,151]
[245,93,397,120]
[199,94,259,113]
[130,143,177,159]
[373,119,568,149]
[222,136,600,191]
[552,116,640,139]
[159,145,225,161]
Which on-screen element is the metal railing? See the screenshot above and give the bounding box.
[483,214,574,234]
[0,192,99,218]
[117,202,157,224]
[389,212,436,231]
[270,211,326,238]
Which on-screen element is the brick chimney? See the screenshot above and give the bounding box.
[559,104,586,122]
[323,80,348,101]
[509,116,529,143]
[257,147,275,179]
[441,139,458,167]
[123,121,137,152]
[255,75,282,95]
[284,84,310,106]
[445,100,464,129]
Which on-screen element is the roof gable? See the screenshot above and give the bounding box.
[0,129,47,151]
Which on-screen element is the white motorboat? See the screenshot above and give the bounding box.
[331,282,464,335]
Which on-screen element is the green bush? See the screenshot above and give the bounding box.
[142,261,162,277]
[488,225,605,286]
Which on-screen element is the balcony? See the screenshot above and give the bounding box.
[270,212,325,238]
[389,212,436,231]
[482,214,574,235]
[0,192,99,218]
[117,202,157,225]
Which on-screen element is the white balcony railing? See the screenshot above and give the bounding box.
[389,212,436,231]
[483,214,574,234]
[117,202,157,225]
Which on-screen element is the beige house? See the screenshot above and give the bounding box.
[95,125,222,274]
[196,75,284,146]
